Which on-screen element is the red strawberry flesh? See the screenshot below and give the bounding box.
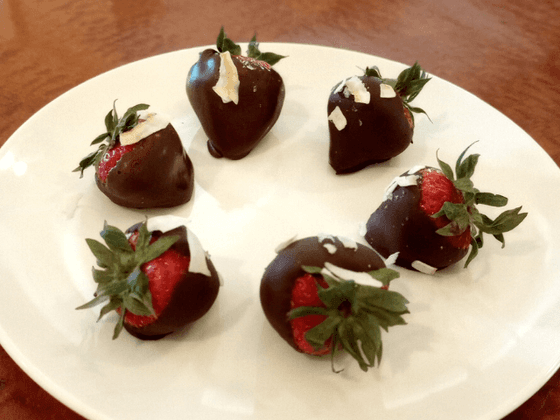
[235,55,272,71]
[419,169,471,249]
[97,118,147,182]
[120,232,191,328]
[290,273,332,355]
[97,143,139,182]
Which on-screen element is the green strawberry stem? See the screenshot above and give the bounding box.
[76,220,178,339]
[216,26,286,66]
[73,101,149,177]
[433,142,528,267]
[364,62,431,124]
[289,265,408,373]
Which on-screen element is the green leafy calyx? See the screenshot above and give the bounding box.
[433,142,528,267]
[216,26,286,65]
[364,62,431,124]
[76,220,178,339]
[289,265,408,372]
[73,101,149,177]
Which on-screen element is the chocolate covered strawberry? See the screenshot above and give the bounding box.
[186,27,286,159]
[364,144,528,273]
[328,63,430,174]
[77,216,221,340]
[74,102,194,209]
[260,235,408,372]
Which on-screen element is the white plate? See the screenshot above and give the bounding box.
[1,43,559,420]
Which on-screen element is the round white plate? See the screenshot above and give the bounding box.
[1,44,559,420]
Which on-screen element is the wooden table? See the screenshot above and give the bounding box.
[1,0,559,418]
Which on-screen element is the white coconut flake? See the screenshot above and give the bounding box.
[120,111,170,146]
[275,234,298,253]
[323,243,337,254]
[146,215,212,278]
[217,271,225,287]
[379,83,397,98]
[328,106,347,131]
[332,78,348,94]
[317,233,335,244]
[338,236,358,250]
[146,215,189,233]
[358,222,367,237]
[345,76,370,104]
[318,234,357,252]
[411,260,437,275]
[212,51,240,105]
[384,252,400,266]
[406,165,428,176]
[186,231,212,277]
[383,174,420,201]
[323,262,384,288]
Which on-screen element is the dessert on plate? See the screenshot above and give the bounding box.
[77,216,221,340]
[74,102,194,209]
[260,235,408,372]
[364,144,528,273]
[327,63,430,174]
[186,27,286,160]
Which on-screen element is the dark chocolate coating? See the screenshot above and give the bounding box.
[364,171,468,271]
[328,76,413,174]
[96,124,194,209]
[123,224,221,340]
[186,49,285,160]
[260,236,385,352]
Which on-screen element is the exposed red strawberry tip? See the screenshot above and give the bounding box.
[97,143,138,182]
[419,169,464,216]
[124,250,191,328]
[420,169,471,249]
[290,273,332,355]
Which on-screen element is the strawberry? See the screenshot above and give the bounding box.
[260,235,408,372]
[327,63,430,174]
[186,27,286,160]
[73,102,194,209]
[76,216,221,340]
[364,143,528,273]
[289,273,332,356]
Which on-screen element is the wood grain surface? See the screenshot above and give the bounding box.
[1,0,559,418]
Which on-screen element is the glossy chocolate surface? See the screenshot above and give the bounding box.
[123,225,221,340]
[365,172,468,271]
[96,124,194,209]
[260,236,385,352]
[328,76,413,174]
[186,49,285,160]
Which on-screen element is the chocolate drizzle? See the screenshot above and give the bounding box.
[187,49,285,160]
[328,76,413,174]
[364,171,468,271]
[123,224,221,340]
[260,236,385,351]
[96,124,194,209]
